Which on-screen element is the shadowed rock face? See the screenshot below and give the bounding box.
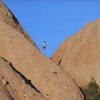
[0,0,37,48]
[51,19,100,87]
[0,1,84,100]
[0,57,46,100]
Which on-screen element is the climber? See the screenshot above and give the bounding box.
[42,41,47,49]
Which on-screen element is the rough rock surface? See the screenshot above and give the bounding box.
[0,57,46,100]
[0,0,37,48]
[52,19,100,87]
[0,1,84,100]
[0,83,12,100]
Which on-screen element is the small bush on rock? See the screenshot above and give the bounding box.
[81,81,100,100]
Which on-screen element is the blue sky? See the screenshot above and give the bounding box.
[3,0,100,57]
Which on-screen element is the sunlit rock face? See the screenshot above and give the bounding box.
[52,18,100,87]
[0,0,37,48]
[0,57,47,100]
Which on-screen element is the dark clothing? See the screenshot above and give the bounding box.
[43,46,46,49]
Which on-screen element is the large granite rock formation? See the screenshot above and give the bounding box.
[52,19,100,87]
[0,0,84,100]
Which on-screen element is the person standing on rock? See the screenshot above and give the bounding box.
[42,41,47,50]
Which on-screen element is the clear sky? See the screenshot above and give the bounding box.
[2,0,100,57]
